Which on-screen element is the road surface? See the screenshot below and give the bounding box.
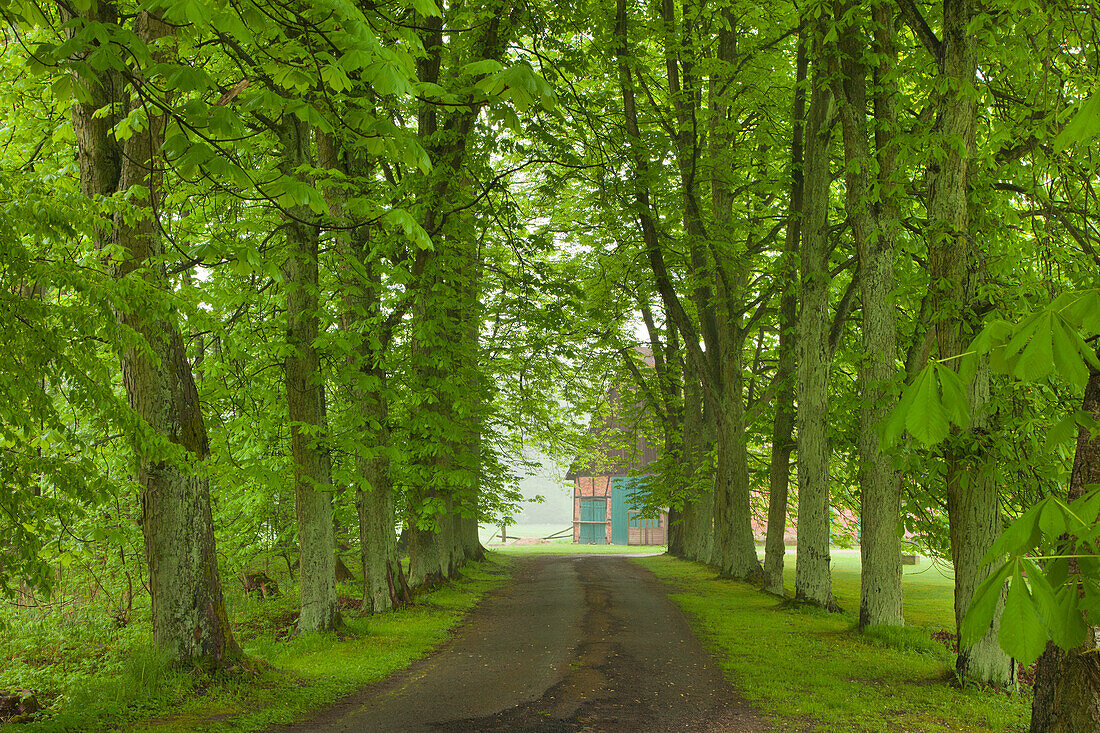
[271,555,767,732]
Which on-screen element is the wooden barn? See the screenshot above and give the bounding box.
[567,358,668,546]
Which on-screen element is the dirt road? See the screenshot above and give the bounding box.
[271,555,767,732]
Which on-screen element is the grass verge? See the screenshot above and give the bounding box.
[634,555,1029,733]
[10,557,510,733]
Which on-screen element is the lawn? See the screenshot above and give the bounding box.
[799,548,958,629]
[635,553,1030,733]
[490,541,667,555]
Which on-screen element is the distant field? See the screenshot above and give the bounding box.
[478,523,574,542]
[490,544,667,555]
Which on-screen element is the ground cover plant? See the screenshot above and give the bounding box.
[637,554,1030,732]
[0,559,509,732]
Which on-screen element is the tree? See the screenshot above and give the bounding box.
[827,0,904,629]
[279,116,340,633]
[62,3,240,665]
[762,24,806,597]
[794,17,840,610]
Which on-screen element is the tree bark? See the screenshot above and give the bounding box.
[711,328,760,579]
[829,1,904,629]
[795,27,839,611]
[680,354,714,562]
[454,197,486,568]
[1030,351,1100,732]
[318,131,410,615]
[762,24,807,597]
[281,118,340,633]
[67,6,239,666]
[923,0,1014,684]
[406,1,513,587]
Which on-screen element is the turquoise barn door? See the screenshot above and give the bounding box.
[609,478,631,545]
[578,499,606,544]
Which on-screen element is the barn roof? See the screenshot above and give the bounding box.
[566,349,661,480]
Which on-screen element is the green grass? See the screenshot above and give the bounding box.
[800,549,958,629]
[9,558,510,733]
[479,523,574,541]
[635,554,1029,733]
[490,542,667,555]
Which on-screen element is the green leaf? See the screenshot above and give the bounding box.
[1054,91,1100,152]
[961,561,1011,646]
[971,319,1014,356]
[409,0,442,16]
[904,365,949,446]
[1013,312,1055,382]
[1047,556,1070,590]
[383,209,433,250]
[1051,316,1089,388]
[998,569,1049,665]
[936,364,971,429]
[1051,583,1088,650]
[1038,499,1067,539]
[1046,412,1080,451]
[462,59,504,77]
[321,64,353,93]
[1065,290,1100,335]
[880,368,919,450]
[362,61,413,96]
[1022,558,1060,630]
[984,501,1045,562]
[1069,485,1100,539]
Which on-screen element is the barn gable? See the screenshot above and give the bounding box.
[568,354,667,545]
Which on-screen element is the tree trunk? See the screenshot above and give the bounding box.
[407,246,457,589]
[346,232,409,613]
[948,364,1012,682]
[829,2,904,629]
[680,356,714,562]
[67,6,239,667]
[1030,356,1100,730]
[454,198,486,568]
[703,13,762,582]
[711,330,762,579]
[762,24,807,597]
[281,118,340,633]
[924,0,1013,684]
[315,132,410,615]
[405,2,513,588]
[795,30,839,611]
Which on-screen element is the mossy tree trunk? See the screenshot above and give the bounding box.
[829,2,904,629]
[680,355,714,563]
[794,26,839,611]
[68,7,239,666]
[318,134,410,614]
[762,24,807,597]
[918,0,1014,685]
[406,1,515,587]
[280,118,340,633]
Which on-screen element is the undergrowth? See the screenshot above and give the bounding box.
[1,557,510,732]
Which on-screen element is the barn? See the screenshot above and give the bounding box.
[566,366,668,546]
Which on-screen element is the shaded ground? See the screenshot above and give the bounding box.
[270,555,766,732]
